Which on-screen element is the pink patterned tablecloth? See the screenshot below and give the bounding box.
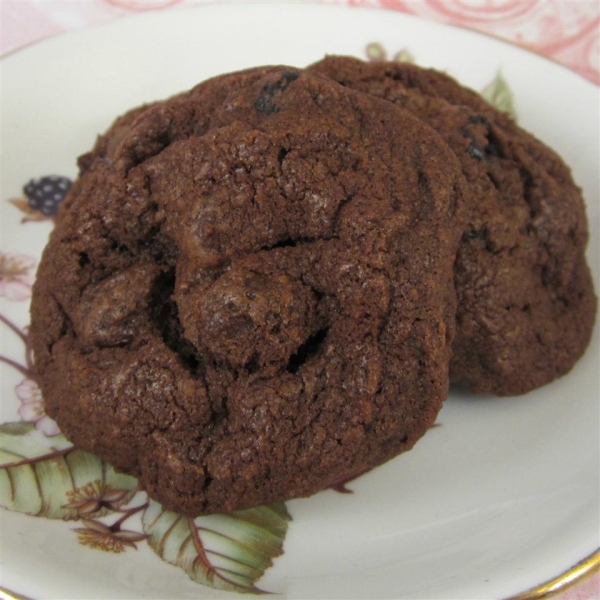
[2,0,599,84]
[1,1,599,599]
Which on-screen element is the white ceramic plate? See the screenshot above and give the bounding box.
[1,4,598,599]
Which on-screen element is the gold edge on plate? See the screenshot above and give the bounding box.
[0,586,34,600]
[508,549,600,600]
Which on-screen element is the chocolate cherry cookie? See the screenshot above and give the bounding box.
[31,68,466,515]
[310,56,596,396]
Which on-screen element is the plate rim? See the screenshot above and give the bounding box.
[1,0,598,91]
[1,549,598,600]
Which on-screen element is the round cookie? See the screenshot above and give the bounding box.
[309,56,597,396]
[31,68,466,515]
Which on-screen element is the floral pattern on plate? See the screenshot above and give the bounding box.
[1,176,291,594]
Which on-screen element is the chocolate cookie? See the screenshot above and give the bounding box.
[310,56,597,395]
[31,68,466,515]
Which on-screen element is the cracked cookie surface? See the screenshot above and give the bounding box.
[310,56,597,395]
[31,68,466,515]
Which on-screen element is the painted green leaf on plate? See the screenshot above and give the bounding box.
[392,48,415,63]
[0,422,138,519]
[142,499,291,594]
[0,422,37,435]
[481,70,517,118]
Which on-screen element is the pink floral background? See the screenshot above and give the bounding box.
[2,0,599,85]
[1,1,598,598]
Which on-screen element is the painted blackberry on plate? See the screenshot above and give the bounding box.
[9,175,72,222]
